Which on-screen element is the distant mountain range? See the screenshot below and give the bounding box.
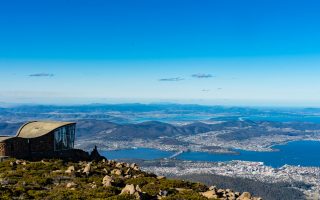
[76,119,320,140]
[1,103,320,154]
[76,120,206,140]
[2,118,320,142]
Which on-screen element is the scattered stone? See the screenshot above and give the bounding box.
[0,159,263,200]
[15,160,23,165]
[156,176,165,180]
[65,166,75,174]
[226,189,233,193]
[135,185,142,192]
[111,169,122,176]
[125,163,130,168]
[83,163,91,175]
[116,162,124,168]
[102,175,113,187]
[108,160,116,165]
[176,188,192,193]
[159,190,168,197]
[209,185,217,191]
[237,192,252,200]
[120,184,136,195]
[134,191,142,200]
[66,182,77,188]
[201,190,218,199]
[78,161,85,166]
[89,182,97,189]
[217,188,225,194]
[228,192,236,197]
[125,168,131,175]
[125,175,132,179]
[130,163,140,170]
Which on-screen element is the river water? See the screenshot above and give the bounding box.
[102,140,320,168]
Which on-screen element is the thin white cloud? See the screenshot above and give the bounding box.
[192,73,214,78]
[29,73,54,77]
[159,77,184,82]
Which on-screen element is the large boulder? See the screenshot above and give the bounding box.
[66,182,77,188]
[120,184,136,195]
[83,163,91,175]
[65,166,75,174]
[111,169,122,176]
[157,176,165,180]
[15,160,24,165]
[116,162,124,168]
[102,175,114,187]
[237,192,252,200]
[209,185,217,191]
[135,185,142,192]
[130,163,140,171]
[89,182,97,189]
[201,190,218,199]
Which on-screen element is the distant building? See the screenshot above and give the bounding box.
[0,121,76,159]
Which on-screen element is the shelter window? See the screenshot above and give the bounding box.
[54,124,75,151]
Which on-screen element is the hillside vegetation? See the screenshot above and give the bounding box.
[0,159,261,200]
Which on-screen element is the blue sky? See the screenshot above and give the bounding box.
[1,0,320,106]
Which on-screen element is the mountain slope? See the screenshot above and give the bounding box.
[0,158,261,200]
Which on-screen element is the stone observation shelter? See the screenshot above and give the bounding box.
[0,121,81,160]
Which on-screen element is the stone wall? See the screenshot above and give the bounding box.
[29,132,54,153]
[1,132,55,159]
[0,142,6,156]
[5,137,30,158]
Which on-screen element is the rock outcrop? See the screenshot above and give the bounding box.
[0,156,262,200]
[200,186,261,200]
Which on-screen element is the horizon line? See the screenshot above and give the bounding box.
[1,100,320,109]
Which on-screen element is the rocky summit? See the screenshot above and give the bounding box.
[0,158,261,200]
